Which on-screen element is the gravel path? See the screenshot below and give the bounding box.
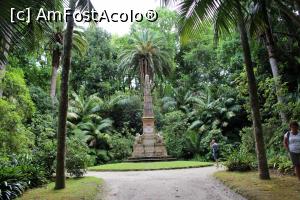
[87,166,246,200]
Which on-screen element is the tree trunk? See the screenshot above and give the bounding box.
[50,48,61,101]
[139,58,146,90]
[262,2,288,124]
[0,34,11,98]
[55,0,75,190]
[0,62,6,98]
[139,59,143,86]
[236,5,270,180]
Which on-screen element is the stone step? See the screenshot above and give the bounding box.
[126,156,176,162]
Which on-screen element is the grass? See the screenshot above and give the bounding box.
[20,177,103,200]
[88,161,213,171]
[214,170,300,200]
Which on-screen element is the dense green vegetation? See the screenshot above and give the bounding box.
[1,0,300,199]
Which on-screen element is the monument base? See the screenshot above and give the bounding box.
[128,132,174,162]
[127,156,176,162]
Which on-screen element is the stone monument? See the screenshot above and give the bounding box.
[129,75,172,161]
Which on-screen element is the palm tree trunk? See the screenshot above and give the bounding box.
[264,36,287,123]
[261,2,288,124]
[0,62,6,98]
[50,48,61,101]
[55,0,75,190]
[236,5,270,180]
[139,58,145,89]
[0,34,11,98]
[139,59,142,85]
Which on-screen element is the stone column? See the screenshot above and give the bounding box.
[130,74,168,159]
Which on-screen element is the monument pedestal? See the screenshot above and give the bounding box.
[128,75,173,162]
[130,118,168,158]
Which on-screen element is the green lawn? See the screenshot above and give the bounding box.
[214,171,300,200]
[20,177,103,200]
[88,161,213,171]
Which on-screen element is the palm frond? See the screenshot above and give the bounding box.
[170,0,244,44]
[0,0,60,64]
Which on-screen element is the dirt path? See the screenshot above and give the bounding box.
[88,166,246,200]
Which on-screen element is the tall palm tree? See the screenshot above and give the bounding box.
[249,0,287,123]
[119,30,174,88]
[55,0,76,189]
[162,0,270,179]
[55,0,95,190]
[236,1,270,180]
[46,22,88,102]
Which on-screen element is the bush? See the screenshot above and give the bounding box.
[239,127,255,154]
[0,154,47,187]
[164,130,186,158]
[29,86,54,113]
[29,112,57,178]
[32,140,56,179]
[0,180,28,200]
[224,149,256,171]
[268,154,293,174]
[163,111,188,158]
[0,154,48,199]
[66,137,93,177]
[109,134,133,161]
[2,68,35,119]
[92,150,111,165]
[0,99,34,154]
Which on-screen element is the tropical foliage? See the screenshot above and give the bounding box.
[0,1,300,198]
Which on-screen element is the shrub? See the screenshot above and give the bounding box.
[92,150,111,165]
[164,130,186,158]
[224,149,256,171]
[0,181,28,200]
[0,154,48,199]
[32,140,56,178]
[239,127,255,154]
[29,86,53,113]
[5,154,47,187]
[109,134,133,161]
[66,137,93,177]
[0,99,34,154]
[2,68,35,119]
[163,111,188,158]
[268,154,294,174]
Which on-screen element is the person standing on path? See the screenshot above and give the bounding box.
[283,121,300,181]
[210,139,219,167]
